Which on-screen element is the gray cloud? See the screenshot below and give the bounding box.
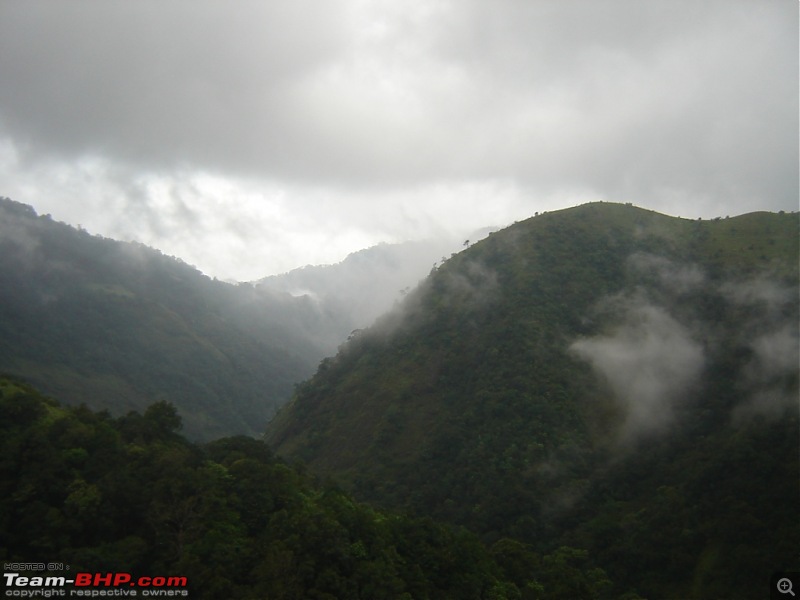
[1,0,795,190]
[0,1,345,173]
[0,0,796,278]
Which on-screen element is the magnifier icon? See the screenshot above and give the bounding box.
[778,578,795,596]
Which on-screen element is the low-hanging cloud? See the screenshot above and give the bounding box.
[570,298,705,441]
[730,325,799,422]
[720,276,795,317]
[627,252,705,295]
[722,276,800,421]
[573,260,798,436]
[746,325,799,382]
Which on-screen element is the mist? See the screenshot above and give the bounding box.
[724,277,800,421]
[255,234,489,355]
[570,296,705,441]
[571,252,799,441]
[626,252,705,295]
[0,201,42,264]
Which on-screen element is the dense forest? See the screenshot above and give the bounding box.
[1,376,621,599]
[0,197,345,439]
[267,203,800,599]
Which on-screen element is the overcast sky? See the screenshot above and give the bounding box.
[0,0,797,280]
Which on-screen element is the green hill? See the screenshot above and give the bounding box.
[0,197,335,439]
[266,202,800,599]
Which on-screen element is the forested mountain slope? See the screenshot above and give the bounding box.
[1,376,544,599]
[0,198,334,439]
[266,202,799,599]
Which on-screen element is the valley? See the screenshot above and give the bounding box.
[1,199,797,598]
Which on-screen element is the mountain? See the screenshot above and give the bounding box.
[0,196,495,440]
[266,202,800,598]
[255,232,495,357]
[0,197,339,439]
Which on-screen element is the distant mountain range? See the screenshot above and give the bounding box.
[255,230,493,356]
[0,197,485,439]
[266,202,800,598]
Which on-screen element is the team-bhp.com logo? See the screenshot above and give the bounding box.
[4,571,188,597]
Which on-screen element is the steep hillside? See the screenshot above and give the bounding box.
[266,202,799,599]
[0,198,333,439]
